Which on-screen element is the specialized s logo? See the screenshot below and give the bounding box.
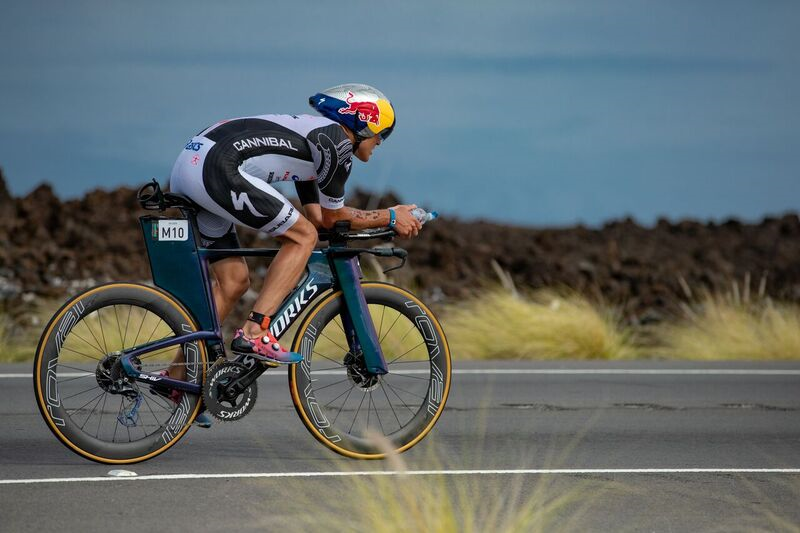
[231,191,268,218]
[184,141,203,151]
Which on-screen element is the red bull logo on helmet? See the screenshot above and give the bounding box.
[338,91,380,125]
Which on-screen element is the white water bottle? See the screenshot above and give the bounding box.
[410,207,438,224]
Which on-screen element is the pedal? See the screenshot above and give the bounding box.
[230,351,278,369]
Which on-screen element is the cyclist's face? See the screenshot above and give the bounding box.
[355,135,381,162]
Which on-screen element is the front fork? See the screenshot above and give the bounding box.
[332,256,388,375]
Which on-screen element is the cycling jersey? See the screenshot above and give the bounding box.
[170,114,353,245]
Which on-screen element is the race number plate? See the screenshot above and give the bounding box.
[157,220,189,241]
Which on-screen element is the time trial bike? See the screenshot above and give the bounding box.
[33,181,451,464]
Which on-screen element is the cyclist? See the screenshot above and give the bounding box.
[169,83,421,368]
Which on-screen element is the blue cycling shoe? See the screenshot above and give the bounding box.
[150,370,213,429]
[194,411,213,428]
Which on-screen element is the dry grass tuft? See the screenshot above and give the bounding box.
[657,294,800,360]
[442,289,638,360]
[0,313,12,356]
[0,304,41,362]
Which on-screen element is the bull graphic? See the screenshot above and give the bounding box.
[338,91,380,125]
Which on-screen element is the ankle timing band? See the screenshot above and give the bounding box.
[248,311,271,330]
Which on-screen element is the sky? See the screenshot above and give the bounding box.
[0,0,798,226]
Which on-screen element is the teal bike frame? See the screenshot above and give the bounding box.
[119,212,404,396]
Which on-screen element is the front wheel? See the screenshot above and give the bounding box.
[289,283,451,459]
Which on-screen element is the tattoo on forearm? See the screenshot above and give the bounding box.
[341,207,388,229]
[346,208,383,221]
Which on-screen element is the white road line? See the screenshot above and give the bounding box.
[1,468,799,485]
[450,369,800,376]
[5,369,800,379]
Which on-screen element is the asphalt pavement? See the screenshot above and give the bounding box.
[1,360,799,532]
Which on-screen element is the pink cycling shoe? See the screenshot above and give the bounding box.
[230,327,303,366]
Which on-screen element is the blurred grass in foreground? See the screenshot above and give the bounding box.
[442,289,639,360]
[268,434,606,533]
[282,470,592,533]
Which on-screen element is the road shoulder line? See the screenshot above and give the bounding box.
[6,369,800,379]
[2,468,800,485]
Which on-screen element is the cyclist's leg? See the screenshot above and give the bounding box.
[205,175,317,359]
[210,256,249,321]
[167,163,252,376]
[241,216,317,339]
[196,216,250,322]
[165,260,248,379]
[209,173,318,339]
[157,213,248,379]
[172,155,316,359]
[228,216,315,364]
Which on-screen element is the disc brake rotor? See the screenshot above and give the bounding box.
[343,351,380,391]
[202,362,258,422]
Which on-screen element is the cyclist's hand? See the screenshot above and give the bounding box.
[391,204,422,238]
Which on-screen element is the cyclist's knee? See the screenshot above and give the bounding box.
[281,217,317,252]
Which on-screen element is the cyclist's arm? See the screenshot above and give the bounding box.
[303,204,324,228]
[294,181,323,228]
[307,124,419,236]
[320,206,389,230]
[321,205,421,237]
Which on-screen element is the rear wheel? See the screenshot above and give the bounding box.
[289,283,451,459]
[33,283,207,464]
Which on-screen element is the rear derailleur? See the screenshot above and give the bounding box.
[96,352,143,426]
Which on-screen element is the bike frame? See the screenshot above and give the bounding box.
[119,214,388,396]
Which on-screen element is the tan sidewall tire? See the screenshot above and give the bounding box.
[33,282,207,464]
[288,282,451,459]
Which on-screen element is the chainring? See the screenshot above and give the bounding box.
[202,362,258,422]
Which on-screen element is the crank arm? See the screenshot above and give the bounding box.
[223,365,267,396]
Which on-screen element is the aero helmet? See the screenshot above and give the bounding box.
[309,83,395,141]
